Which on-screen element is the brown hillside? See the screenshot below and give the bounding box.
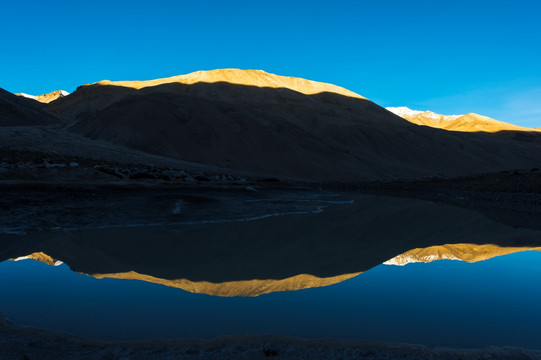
[0,88,59,126]
[49,70,541,181]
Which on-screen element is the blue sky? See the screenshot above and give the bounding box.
[1,0,540,127]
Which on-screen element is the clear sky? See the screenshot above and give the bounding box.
[1,0,540,127]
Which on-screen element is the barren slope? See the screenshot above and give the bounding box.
[48,69,541,181]
[0,88,59,126]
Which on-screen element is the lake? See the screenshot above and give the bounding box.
[1,188,540,349]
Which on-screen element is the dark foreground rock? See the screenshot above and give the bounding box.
[1,315,540,360]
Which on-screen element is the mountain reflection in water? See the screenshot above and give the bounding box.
[1,191,541,347]
[8,241,541,297]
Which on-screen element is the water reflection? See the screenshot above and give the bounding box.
[2,251,541,348]
[7,241,541,297]
[1,192,540,295]
[1,191,541,347]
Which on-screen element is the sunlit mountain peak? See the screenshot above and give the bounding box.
[94,68,366,99]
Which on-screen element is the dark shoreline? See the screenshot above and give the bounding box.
[345,168,541,231]
[3,164,540,233]
[1,314,540,360]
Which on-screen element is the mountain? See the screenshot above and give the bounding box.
[93,270,361,297]
[47,69,541,181]
[10,243,541,296]
[386,106,537,133]
[16,93,37,100]
[96,68,364,98]
[8,251,360,297]
[15,90,70,104]
[35,90,70,103]
[384,243,541,266]
[0,88,59,126]
[10,252,63,266]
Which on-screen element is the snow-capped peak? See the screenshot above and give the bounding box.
[386,106,463,121]
[10,254,63,266]
[16,92,36,100]
[386,106,422,117]
[383,253,461,266]
[11,256,30,261]
[15,89,70,103]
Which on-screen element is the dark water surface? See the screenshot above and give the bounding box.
[1,189,540,349]
[1,252,541,349]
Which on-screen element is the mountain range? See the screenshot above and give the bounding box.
[2,69,541,181]
[10,242,541,297]
[16,90,69,103]
[386,106,537,133]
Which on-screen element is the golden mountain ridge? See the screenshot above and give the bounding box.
[8,252,360,297]
[50,69,541,181]
[34,90,69,104]
[12,252,58,266]
[15,90,69,104]
[11,244,541,297]
[384,243,541,266]
[94,69,536,134]
[92,271,361,297]
[95,68,365,99]
[387,106,537,133]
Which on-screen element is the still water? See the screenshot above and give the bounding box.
[1,190,540,349]
[1,252,541,348]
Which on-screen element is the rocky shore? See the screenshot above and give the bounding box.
[2,315,540,360]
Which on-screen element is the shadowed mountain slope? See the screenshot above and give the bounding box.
[48,84,136,120]
[47,69,541,181]
[0,88,59,126]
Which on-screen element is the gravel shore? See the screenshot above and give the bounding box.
[2,315,540,360]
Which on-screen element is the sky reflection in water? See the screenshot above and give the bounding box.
[1,251,541,349]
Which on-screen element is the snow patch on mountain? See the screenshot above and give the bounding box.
[386,106,423,117]
[383,253,462,266]
[387,106,463,121]
[16,93,36,100]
